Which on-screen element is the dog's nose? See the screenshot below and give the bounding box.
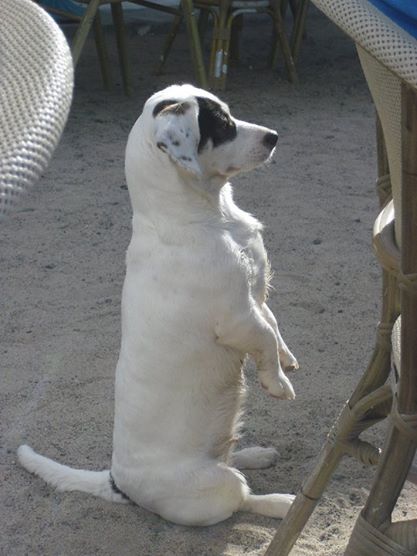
[263,131,278,149]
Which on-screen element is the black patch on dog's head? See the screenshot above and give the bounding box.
[153,100,191,117]
[196,97,237,152]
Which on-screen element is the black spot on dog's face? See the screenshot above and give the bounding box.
[196,97,237,152]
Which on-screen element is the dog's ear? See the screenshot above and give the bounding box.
[153,100,202,177]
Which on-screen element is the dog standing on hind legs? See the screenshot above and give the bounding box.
[18,83,299,526]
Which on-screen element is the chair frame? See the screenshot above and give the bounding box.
[264,72,417,556]
[0,0,74,217]
[158,0,297,90]
[128,0,208,88]
[40,0,208,95]
[37,0,127,92]
[289,0,309,62]
[345,81,417,556]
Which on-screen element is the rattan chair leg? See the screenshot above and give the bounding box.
[198,9,210,42]
[72,0,101,66]
[270,0,297,82]
[217,14,234,90]
[230,13,243,62]
[265,383,393,555]
[110,2,132,96]
[288,0,298,17]
[265,459,342,556]
[93,9,112,90]
[209,1,231,89]
[345,513,417,556]
[181,0,208,88]
[207,10,219,79]
[280,0,289,15]
[349,276,398,408]
[39,1,114,90]
[290,0,308,62]
[156,13,183,74]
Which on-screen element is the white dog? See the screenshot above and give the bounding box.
[18,84,298,526]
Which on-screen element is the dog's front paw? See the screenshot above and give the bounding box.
[279,348,299,372]
[260,371,295,400]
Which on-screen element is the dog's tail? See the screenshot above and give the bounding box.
[17,445,126,503]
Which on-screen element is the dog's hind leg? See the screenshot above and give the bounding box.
[231,446,278,469]
[241,493,294,518]
[151,463,250,526]
[149,460,293,525]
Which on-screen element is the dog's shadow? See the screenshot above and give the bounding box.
[110,500,278,555]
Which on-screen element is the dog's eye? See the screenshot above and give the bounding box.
[197,97,237,152]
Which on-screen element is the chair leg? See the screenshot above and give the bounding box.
[207,10,219,81]
[280,0,289,16]
[270,0,298,83]
[198,9,210,42]
[217,12,234,90]
[93,9,112,90]
[208,0,231,90]
[110,2,132,96]
[290,0,308,62]
[155,13,183,75]
[230,14,243,63]
[180,0,208,88]
[72,0,101,66]
[265,368,394,554]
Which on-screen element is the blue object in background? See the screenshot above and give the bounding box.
[40,0,86,19]
[368,0,417,39]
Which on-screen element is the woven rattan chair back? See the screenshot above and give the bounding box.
[0,0,73,219]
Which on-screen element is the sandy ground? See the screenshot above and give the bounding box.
[1,6,416,556]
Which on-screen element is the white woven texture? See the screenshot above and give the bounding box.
[357,45,403,246]
[311,0,417,90]
[0,0,73,218]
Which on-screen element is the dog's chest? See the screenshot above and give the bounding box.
[229,225,270,303]
[219,187,269,301]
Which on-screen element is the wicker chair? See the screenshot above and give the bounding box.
[35,0,117,90]
[38,0,208,94]
[264,1,417,554]
[158,0,298,89]
[0,0,73,219]
[129,0,208,88]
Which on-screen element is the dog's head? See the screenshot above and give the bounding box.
[138,84,278,182]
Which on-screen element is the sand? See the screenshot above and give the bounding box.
[1,6,416,555]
